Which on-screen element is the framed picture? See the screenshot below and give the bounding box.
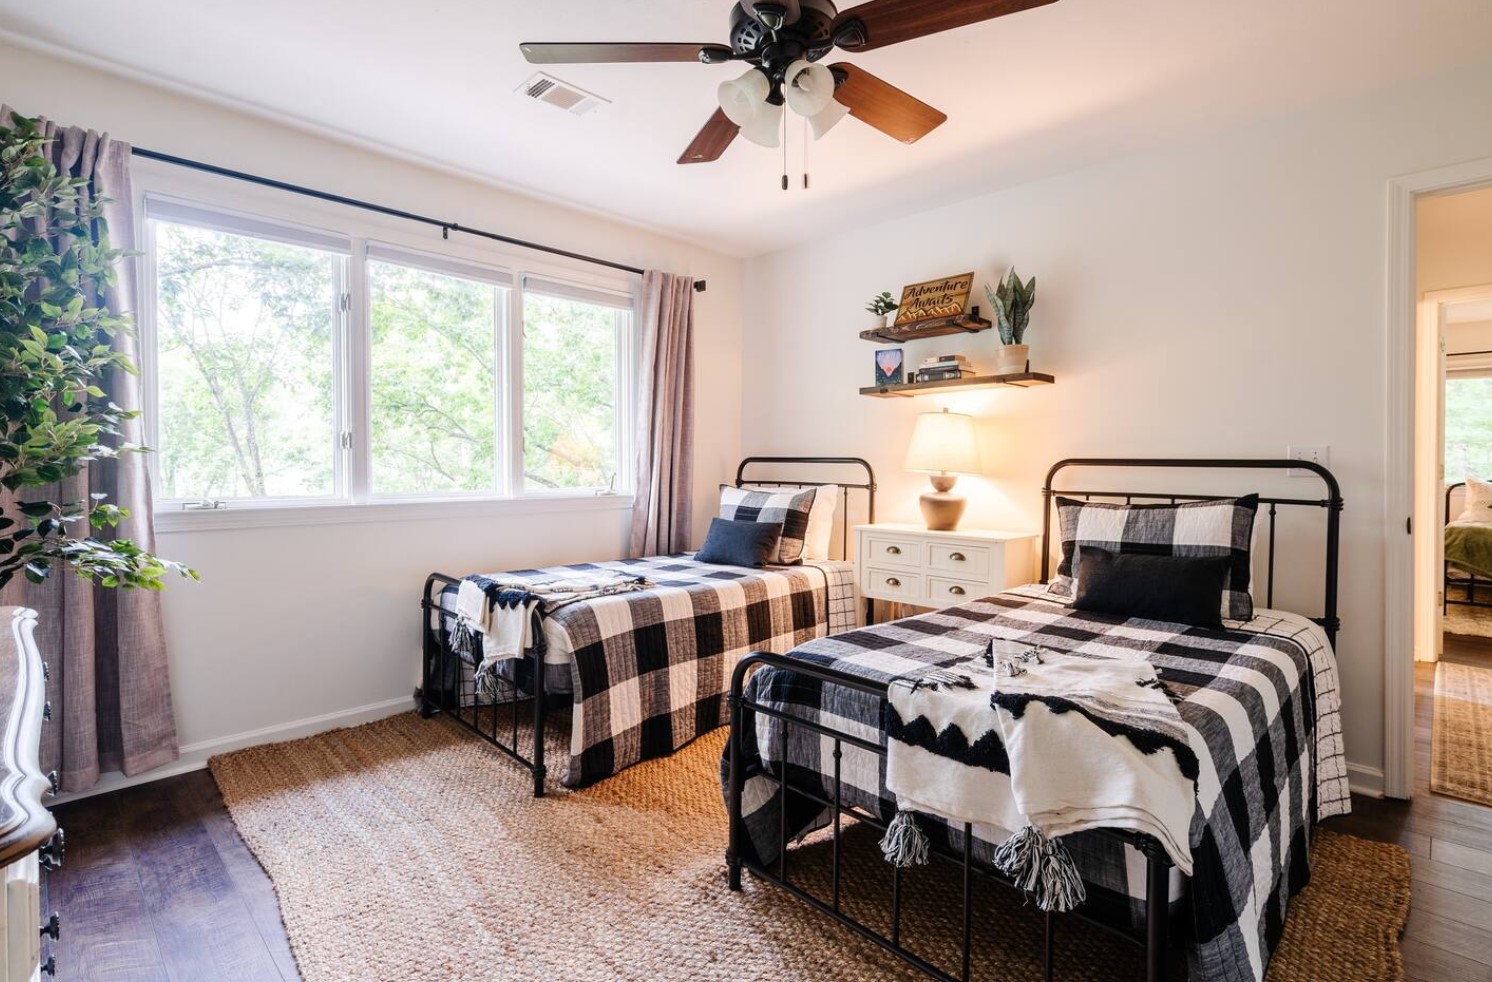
[894,272,975,326]
[875,348,905,387]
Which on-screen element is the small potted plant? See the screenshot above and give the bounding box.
[985,269,1036,375]
[866,291,899,330]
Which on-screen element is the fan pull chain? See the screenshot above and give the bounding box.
[802,115,810,190]
[781,109,789,191]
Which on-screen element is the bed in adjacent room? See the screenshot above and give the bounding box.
[721,458,1347,982]
[419,457,875,794]
[1444,479,1492,611]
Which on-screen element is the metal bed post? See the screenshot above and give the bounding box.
[1143,843,1170,982]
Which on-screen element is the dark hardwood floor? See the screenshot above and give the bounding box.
[42,639,1492,981]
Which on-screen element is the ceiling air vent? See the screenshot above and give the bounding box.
[516,72,609,116]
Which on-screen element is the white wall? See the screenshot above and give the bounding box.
[741,56,1492,783]
[0,41,746,770]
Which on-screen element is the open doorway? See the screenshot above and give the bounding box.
[1410,185,1492,809]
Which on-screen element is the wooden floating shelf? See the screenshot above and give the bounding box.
[859,314,992,344]
[861,372,1055,398]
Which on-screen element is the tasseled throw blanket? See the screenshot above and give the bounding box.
[882,641,1199,912]
[453,570,652,693]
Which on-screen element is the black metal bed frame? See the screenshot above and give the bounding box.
[725,458,1343,982]
[1442,481,1492,612]
[416,456,878,797]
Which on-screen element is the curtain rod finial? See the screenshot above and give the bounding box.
[694,280,707,293]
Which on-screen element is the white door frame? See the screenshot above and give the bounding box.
[1385,157,1492,799]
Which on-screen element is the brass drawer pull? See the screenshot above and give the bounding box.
[886,545,901,556]
[886,577,901,587]
[950,552,966,562]
[949,585,966,596]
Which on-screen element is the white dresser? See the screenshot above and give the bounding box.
[0,609,59,981]
[855,523,1038,616]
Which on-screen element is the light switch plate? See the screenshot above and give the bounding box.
[1287,445,1329,478]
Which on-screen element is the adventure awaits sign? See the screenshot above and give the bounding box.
[894,272,975,326]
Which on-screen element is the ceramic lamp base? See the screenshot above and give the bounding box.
[919,473,966,531]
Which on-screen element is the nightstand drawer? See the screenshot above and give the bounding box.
[926,543,991,579]
[864,535,921,569]
[863,567,921,602]
[927,576,987,606]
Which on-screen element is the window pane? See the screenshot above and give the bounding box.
[522,293,622,491]
[153,221,339,500]
[1446,376,1492,480]
[368,261,500,494]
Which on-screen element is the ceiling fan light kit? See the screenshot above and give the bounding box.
[521,0,1058,164]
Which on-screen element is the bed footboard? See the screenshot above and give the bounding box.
[724,650,1178,982]
[418,573,553,797]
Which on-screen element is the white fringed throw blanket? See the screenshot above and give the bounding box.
[453,571,652,691]
[883,641,1199,911]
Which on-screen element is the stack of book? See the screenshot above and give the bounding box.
[917,354,975,383]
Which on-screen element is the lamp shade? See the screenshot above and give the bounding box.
[904,409,982,475]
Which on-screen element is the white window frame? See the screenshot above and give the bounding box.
[133,162,638,531]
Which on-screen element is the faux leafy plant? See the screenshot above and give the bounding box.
[985,268,1036,345]
[865,291,899,316]
[0,112,194,590]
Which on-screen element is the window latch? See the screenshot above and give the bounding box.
[183,499,226,511]
[340,431,353,450]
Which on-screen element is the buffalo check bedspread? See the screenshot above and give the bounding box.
[729,584,1347,982]
[440,554,857,787]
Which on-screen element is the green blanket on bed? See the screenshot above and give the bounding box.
[1446,522,1492,579]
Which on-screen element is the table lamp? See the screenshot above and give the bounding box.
[904,408,983,531]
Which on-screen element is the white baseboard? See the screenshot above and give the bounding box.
[52,693,415,805]
[1346,761,1386,799]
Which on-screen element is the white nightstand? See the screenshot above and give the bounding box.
[854,523,1038,620]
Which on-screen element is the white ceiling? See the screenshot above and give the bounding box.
[4,0,1492,256]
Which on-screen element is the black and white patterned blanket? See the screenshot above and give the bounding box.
[442,554,857,787]
[728,584,1348,982]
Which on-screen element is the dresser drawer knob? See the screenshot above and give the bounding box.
[886,545,901,556]
[41,912,59,941]
[886,577,901,587]
[949,552,966,562]
[45,770,58,796]
[40,956,55,977]
[39,828,64,871]
[42,699,52,722]
[949,585,966,596]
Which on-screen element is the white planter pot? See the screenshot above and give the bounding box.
[995,344,1029,375]
[870,312,889,331]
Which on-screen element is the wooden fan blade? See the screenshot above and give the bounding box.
[520,42,721,64]
[830,63,947,144]
[678,109,740,164]
[832,0,1058,51]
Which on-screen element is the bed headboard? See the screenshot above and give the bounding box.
[1446,482,1466,525]
[1041,458,1344,646]
[734,457,877,562]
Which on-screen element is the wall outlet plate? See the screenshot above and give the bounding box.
[1288,445,1329,478]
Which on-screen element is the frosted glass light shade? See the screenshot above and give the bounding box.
[739,100,783,148]
[904,409,982,475]
[784,59,849,139]
[718,68,771,127]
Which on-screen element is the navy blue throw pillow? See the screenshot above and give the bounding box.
[695,518,784,568]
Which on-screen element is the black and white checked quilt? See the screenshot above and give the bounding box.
[442,554,856,787]
[729,584,1347,982]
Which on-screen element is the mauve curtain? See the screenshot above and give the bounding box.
[629,271,696,558]
[0,108,178,791]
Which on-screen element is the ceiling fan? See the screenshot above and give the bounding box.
[520,0,1058,165]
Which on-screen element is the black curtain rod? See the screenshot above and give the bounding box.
[130,147,706,293]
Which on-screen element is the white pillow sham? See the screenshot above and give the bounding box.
[1456,478,1492,524]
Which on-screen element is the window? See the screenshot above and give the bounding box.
[149,204,347,502]
[1445,362,1492,480]
[367,249,508,496]
[142,194,635,518]
[521,280,631,492]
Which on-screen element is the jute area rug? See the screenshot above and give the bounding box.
[1443,583,1492,639]
[210,712,1409,982]
[1432,660,1492,806]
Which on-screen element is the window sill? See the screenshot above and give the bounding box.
[153,493,634,533]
